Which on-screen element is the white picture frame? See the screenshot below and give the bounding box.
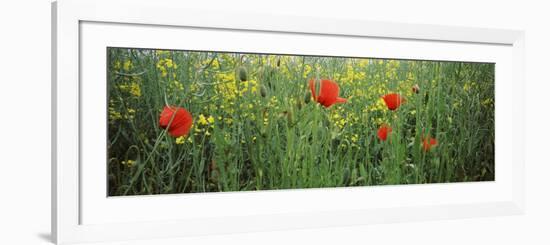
[52,0,525,244]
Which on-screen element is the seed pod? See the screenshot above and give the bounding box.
[412,84,420,94]
[260,85,268,97]
[276,58,281,67]
[286,110,293,125]
[209,160,219,180]
[342,168,351,185]
[296,99,303,110]
[238,66,248,82]
[304,92,312,104]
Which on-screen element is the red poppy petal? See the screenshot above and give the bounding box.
[168,117,193,137]
[382,95,394,110]
[382,93,404,110]
[317,79,339,107]
[422,137,437,151]
[171,108,192,132]
[167,108,185,128]
[159,106,175,128]
[377,125,392,141]
[159,106,193,137]
[377,129,386,141]
[335,97,347,104]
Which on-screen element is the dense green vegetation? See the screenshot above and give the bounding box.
[107,48,494,196]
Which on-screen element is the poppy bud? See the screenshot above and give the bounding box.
[287,110,293,125]
[209,160,218,177]
[260,85,268,97]
[304,92,311,104]
[342,168,351,185]
[238,66,248,82]
[412,84,420,94]
[422,136,438,152]
[276,58,281,67]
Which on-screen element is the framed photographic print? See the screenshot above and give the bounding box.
[52,0,525,244]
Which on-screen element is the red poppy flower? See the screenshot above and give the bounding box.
[382,93,406,111]
[422,136,438,152]
[309,79,347,108]
[377,124,392,141]
[159,106,193,137]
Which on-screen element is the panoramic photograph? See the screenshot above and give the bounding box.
[107,47,495,196]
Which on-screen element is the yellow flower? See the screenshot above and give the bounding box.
[207,115,215,124]
[123,108,136,120]
[249,80,258,93]
[369,99,387,112]
[114,61,121,70]
[211,59,220,68]
[165,59,174,68]
[156,50,170,56]
[482,98,493,106]
[118,81,141,97]
[336,118,346,129]
[123,60,133,71]
[170,80,184,91]
[109,107,122,121]
[375,117,385,125]
[198,114,208,125]
[129,82,141,97]
[156,58,178,78]
[225,118,233,125]
[175,136,185,144]
[303,64,312,78]
[215,72,238,101]
[463,83,471,92]
[122,159,136,167]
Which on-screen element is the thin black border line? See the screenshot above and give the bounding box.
[106,46,496,65]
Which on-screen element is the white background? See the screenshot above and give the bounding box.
[0,0,547,244]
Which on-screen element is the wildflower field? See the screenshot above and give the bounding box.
[107,47,494,196]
